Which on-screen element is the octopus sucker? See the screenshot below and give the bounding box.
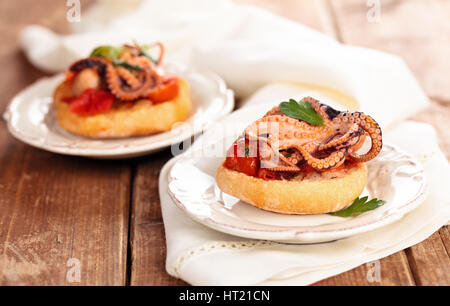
[105,64,160,101]
[243,97,382,172]
[345,114,383,162]
[116,67,141,90]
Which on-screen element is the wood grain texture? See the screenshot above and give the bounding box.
[405,232,450,285]
[130,223,187,286]
[410,99,450,160]
[129,150,186,285]
[0,0,130,286]
[438,226,450,256]
[0,145,131,285]
[315,252,415,286]
[329,0,450,102]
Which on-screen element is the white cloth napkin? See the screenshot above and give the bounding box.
[19,0,449,285]
[160,118,450,285]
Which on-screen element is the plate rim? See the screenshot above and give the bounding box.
[3,64,234,158]
[167,143,429,243]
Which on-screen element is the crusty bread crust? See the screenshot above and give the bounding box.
[53,78,191,138]
[216,162,367,215]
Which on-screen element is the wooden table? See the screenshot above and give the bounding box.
[0,0,449,286]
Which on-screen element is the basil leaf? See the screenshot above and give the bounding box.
[329,197,386,217]
[90,46,124,59]
[280,99,324,126]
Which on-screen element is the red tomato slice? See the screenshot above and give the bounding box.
[148,76,180,104]
[224,138,260,177]
[68,89,114,116]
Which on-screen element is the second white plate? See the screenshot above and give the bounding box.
[3,62,234,158]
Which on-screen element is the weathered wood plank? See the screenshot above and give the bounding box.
[410,100,450,160]
[0,0,130,286]
[329,0,450,101]
[315,251,415,286]
[0,145,131,285]
[438,226,450,256]
[129,150,186,285]
[405,231,450,285]
[131,223,187,286]
[130,152,172,225]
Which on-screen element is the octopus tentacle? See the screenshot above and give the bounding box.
[245,115,332,143]
[333,112,382,162]
[294,145,348,170]
[267,149,303,171]
[70,57,107,73]
[116,67,141,90]
[124,42,165,66]
[303,96,342,124]
[266,165,301,172]
[262,135,347,171]
[258,138,300,172]
[68,43,170,103]
[243,97,382,172]
[120,51,153,67]
[106,64,160,101]
[283,149,303,165]
[317,123,362,151]
[351,116,382,162]
[146,42,165,66]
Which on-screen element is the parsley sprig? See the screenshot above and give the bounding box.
[280,99,324,126]
[329,196,386,217]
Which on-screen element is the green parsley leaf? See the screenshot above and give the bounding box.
[329,196,386,217]
[280,99,324,126]
[90,46,124,59]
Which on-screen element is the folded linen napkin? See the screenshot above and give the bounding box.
[160,116,450,285]
[19,0,449,285]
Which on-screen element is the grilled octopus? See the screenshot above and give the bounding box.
[244,97,382,173]
[69,43,164,101]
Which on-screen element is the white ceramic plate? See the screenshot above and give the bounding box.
[3,62,234,158]
[167,105,428,243]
